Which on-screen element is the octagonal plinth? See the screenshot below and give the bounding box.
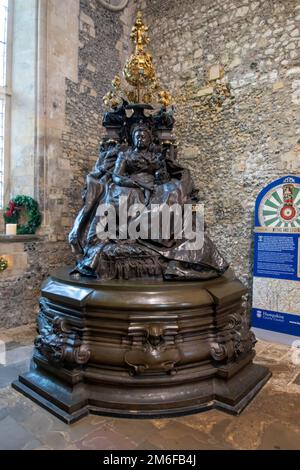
[13,267,271,423]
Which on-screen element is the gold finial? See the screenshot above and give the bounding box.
[130,11,150,52]
[103,11,172,108]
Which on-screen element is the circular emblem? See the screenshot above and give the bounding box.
[97,0,129,12]
[280,205,296,221]
[258,181,300,228]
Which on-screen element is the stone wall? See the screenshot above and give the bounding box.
[2,0,300,327]
[0,0,135,328]
[141,0,300,296]
[61,0,134,234]
[42,0,134,242]
[0,238,73,328]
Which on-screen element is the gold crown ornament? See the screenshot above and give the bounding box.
[103,11,172,108]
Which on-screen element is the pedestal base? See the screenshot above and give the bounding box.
[13,268,271,424]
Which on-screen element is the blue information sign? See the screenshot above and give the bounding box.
[254,232,299,281]
[252,308,300,336]
[252,175,300,337]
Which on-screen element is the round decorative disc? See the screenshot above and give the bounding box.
[280,205,296,221]
[258,182,300,228]
[98,0,129,12]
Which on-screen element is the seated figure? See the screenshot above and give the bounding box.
[69,109,228,281]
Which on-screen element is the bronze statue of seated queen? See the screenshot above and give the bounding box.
[13,11,270,423]
[69,105,228,281]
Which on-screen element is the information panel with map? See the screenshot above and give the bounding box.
[252,175,300,337]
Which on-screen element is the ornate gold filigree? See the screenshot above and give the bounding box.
[103,11,172,108]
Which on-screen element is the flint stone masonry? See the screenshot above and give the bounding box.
[62,0,135,239]
[0,240,74,328]
[0,0,135,328]
[141,0,300,307]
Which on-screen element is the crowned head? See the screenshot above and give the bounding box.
[131,123,152,150]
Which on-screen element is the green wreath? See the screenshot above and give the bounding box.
[3,195,42,235]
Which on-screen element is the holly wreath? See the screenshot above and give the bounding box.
[3,195,42,235]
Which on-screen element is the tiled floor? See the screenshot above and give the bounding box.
[0,325,299,450]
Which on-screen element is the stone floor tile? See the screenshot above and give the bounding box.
[173,410,228,435]
[205,417,234,443]
[140,421,228,450]
[293,373,300,385]
[0,362,30,389]
[65,416,109,442]
[136,441,161,450]
[149,419,170,430]
[76,425,138,450]
[0,416,41,450]
[6,401,38,423]
[135,439,161,450]
[20,408,58,435]
[4,346,33,366]
[0,410,8,421]
[258,422,300,450]
[260,344,292,362]
[148,432,222,450]
[85,415,110,427]
[255,341,269,355]
[38,430,72,450]
[33,445,53,450]
[22,439,45,450]
[107,418,158,445]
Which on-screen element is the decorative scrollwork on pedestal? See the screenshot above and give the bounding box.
[35,298,90,366]
[124,323,181,375]
[226,313,242,330]
[210,311,256,363]
[234,317,257,356]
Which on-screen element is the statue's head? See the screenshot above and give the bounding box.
[131,124,152,150]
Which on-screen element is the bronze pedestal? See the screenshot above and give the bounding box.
[13,267,270,423]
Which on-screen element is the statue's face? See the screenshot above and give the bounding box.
[133,129,151,149]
